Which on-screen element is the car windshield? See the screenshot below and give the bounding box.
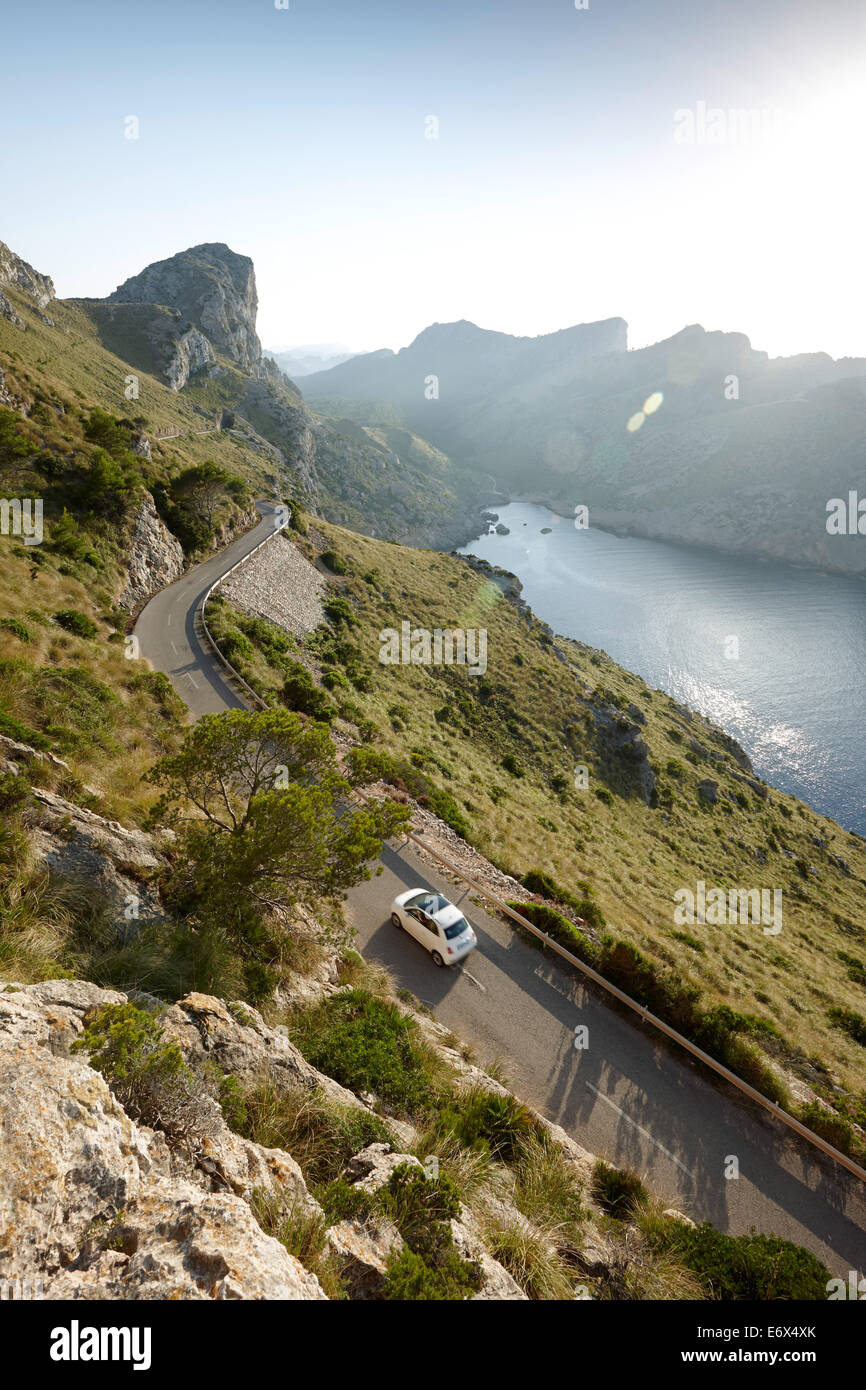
[443,916,470,940]
[407,891,450,914]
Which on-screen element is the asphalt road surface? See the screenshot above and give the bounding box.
[135,506,866,1279]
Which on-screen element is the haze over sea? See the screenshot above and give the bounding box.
[460,502,866,835]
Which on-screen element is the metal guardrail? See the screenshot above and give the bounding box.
[195,514,866,1189]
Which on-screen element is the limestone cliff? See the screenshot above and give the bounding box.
[107,243,262,372]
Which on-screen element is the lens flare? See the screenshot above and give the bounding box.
[643,391,664,414]
[627,411,645,432]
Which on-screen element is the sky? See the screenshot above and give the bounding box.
[2,0,865,359]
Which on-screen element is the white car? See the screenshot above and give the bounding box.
[390,889,478,967]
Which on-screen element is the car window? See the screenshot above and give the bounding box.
[443,916,469,940]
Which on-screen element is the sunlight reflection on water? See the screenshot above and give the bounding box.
[460,503,866,832]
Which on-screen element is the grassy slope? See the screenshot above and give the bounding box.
[0,281,271,818]
[3,277,864,1101]
[218,518,866,1106]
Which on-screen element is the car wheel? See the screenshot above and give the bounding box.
[391,912,403,928]
[431,950,445,968]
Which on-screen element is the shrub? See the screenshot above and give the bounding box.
[0,617,30,642]
[827,1006,866,1047]
[291,990,443,1115]
[591,1160,648,1218]
[287,500,308,534]
[320,549,348,575]
[520,869,606,930]
[317,1178,375,1225]
[0,771,30,813]
[281,660,335,722]
[382,1245,481,1301]
[323,595,357,627]
[797,1101,857,1156]
[649,1221,831,1300]
[378,1164,482,1300]
[501,753,524,778]
[220,630,254,665]
[594,786,614,806]
[434,1086,537,1162]
[54,609,98,638]
[72,1003,219,1152]
[508,900,600,966]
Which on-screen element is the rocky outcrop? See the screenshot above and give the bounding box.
[118,492,185,611]
[0,240,55,312]
[0,290,24,328]
[592,702,657,806]
[0,756,172,937]
[107,243,262,372]
[163,324,216,390]
[336,1144,526,1301]
[0,981,327,1300]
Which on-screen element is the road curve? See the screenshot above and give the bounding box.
[135,507,866,1279]
[135,502,282,718]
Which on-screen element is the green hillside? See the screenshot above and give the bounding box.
[208,517,866,1141]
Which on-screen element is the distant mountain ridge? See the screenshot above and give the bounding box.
[265,345,357,378]
[303,317,866,574]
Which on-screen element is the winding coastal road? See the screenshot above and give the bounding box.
[135,507,866,1280]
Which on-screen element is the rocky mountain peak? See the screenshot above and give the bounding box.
[0,240,55,315]
[106,242,262,371]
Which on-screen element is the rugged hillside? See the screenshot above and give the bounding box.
[59,239,485,546]
[304,319,866,574]
[204,518,866,1137]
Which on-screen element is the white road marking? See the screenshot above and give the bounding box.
[186,673,199,689]
[167,614,172,626]
[584,1082,694,1180]
[170,641,179,655]
[460,967,486,992]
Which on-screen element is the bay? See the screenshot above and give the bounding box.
[459,502,866,834]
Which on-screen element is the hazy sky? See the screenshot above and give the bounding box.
[2,0,865,358]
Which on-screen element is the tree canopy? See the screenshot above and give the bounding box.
[147,708,410,921]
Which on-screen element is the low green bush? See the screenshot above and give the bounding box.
[281,660,335,722]
[827,1006,866,1047]
[519,869,606,930]
[797,1101,857,1156]
[507,900,600,966]
[0,617,30,642]
[435,1086,538,1162]
[323,595,357,627]
[650,1221,831,1300]
[320,549,348,575]
[54,609,98,638]
[382,1245,481,1300]
[290,989,444,1116]
[591,1160,648,1218]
